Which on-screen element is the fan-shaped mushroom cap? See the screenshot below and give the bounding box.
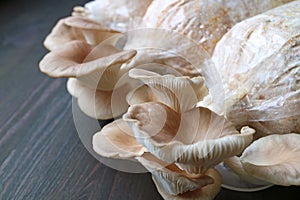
[40,40,136,79]
[92,119,147,158]
[137,153,221,197]
[44,16,118,51]
[127,69,208,112]
[225,133,300,186]
[124,101,255,174]
[40,40,138,120]
[208,1,300,136]
[67,78,131,119]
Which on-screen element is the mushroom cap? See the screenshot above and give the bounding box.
[39,40,136,80]
[127,68,208,112]
[226,133,300,186]
[67,78,131,119]
[92,119,147,158]
[124,101,255,174]
[44,16,118,51]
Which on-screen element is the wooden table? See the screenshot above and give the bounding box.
[0,0,299,199]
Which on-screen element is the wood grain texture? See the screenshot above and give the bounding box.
[0,0,299,199]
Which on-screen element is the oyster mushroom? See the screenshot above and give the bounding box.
[124,101,255,174]
[137,153,222,199]
[92,119,147,158]
[153,169,222,200]
[39,1,300,199]
[39,40,136,79]
[126,68,208,112]
[67,78,132,119]
[225,133,300,186]
[39,40,137,119]
[92,119,221,199]
[203,1,300,136]
[124,69,255,173]
[44,16,119,51]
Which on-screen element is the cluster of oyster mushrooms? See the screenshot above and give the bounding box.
[40,0,300,199]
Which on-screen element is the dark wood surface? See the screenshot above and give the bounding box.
[0,0,299,199]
